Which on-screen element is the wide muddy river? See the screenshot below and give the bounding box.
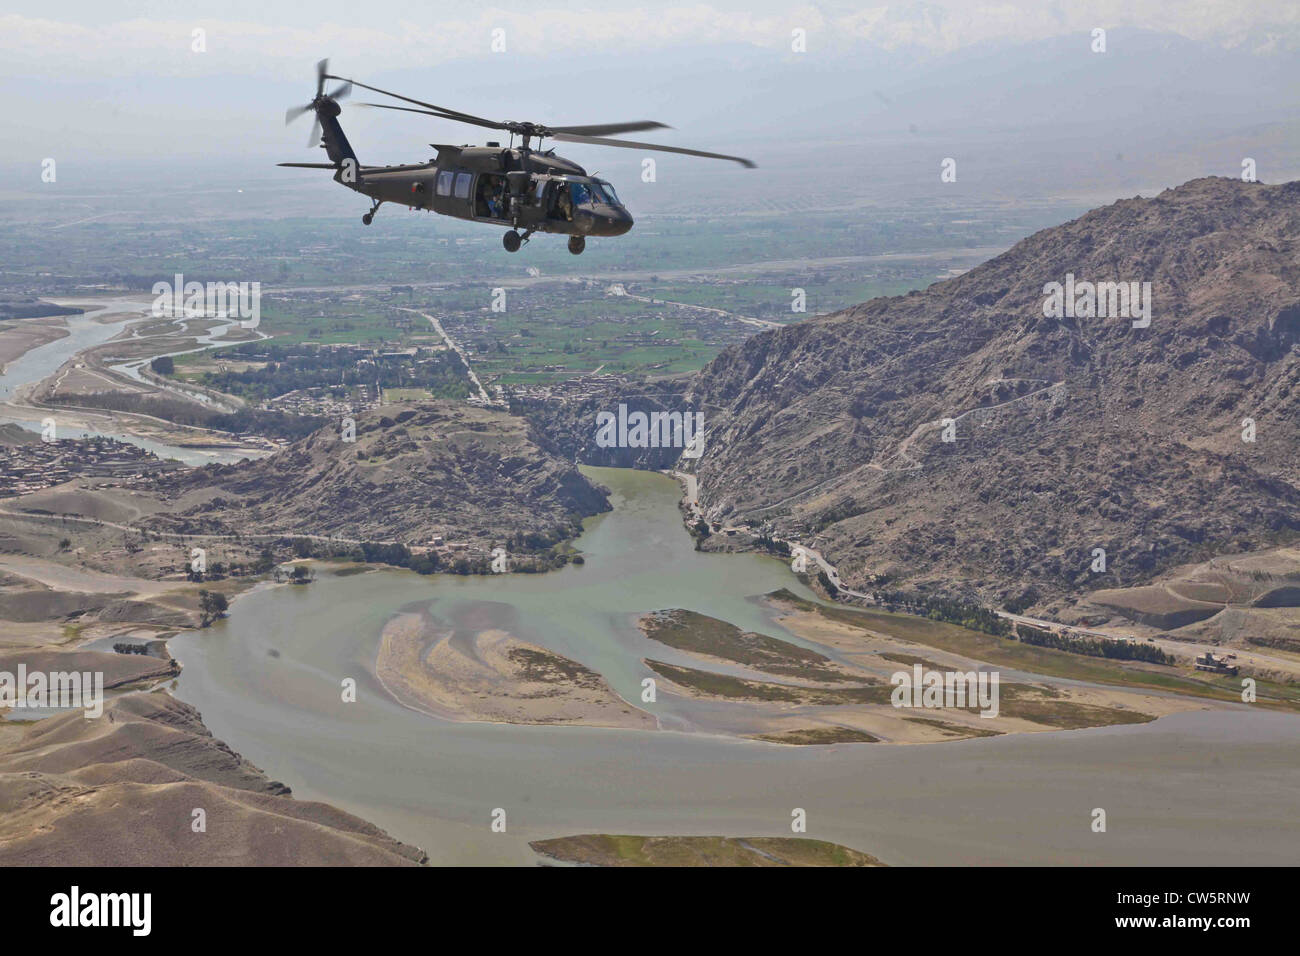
[171,467,1300,865]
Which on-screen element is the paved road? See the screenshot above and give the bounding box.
[613,287,783,331]
[398,307,497,405]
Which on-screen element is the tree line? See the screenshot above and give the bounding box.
[1015,622,1172,664]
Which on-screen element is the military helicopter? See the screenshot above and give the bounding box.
[280,60,754,254]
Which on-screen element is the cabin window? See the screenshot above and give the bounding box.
[454,172,473,200]
[436,171,454,196]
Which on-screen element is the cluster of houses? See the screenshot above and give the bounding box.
[0,435,173,497]
[407,534,472,557]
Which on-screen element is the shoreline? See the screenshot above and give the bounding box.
[0,314,72,370]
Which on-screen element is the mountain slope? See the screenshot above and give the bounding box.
[144,402,609,549]
[687,177,1300,609]
[0,693,426,865]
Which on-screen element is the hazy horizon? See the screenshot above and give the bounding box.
[5,1,1299,211]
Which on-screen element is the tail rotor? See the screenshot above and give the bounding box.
[284,58,352,149]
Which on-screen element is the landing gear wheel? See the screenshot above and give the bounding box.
[362,213,374,226]
[567,236,586,255]
[503,230,522,252]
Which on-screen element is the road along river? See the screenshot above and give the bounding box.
[170,467,1300,866]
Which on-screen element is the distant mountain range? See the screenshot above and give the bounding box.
[682,177,1300,611]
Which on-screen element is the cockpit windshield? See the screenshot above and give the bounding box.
[570,181,622,207]
[589,182,621,205]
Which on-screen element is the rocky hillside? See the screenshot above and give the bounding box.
[0,693,426,865]
[515,379,693,471]
[685,177,1300,610]
[144,402,609,549]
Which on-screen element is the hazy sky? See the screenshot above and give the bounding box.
[4,0,1299,79]
[4,1,1298,194]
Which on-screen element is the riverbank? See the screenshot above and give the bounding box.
[0,315,70,369]
[0,295,272,463]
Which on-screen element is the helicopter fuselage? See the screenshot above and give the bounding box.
[346,145,634,238]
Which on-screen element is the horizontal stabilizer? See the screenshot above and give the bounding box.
[277,162,340,169]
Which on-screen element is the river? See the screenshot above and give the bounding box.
[168,467,1300,866]
[0,299,262,465]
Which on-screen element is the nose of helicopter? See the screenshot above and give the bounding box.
[592,205,634,237]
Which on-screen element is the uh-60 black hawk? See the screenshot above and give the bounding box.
[280,60,754,254]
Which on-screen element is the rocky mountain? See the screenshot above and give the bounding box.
[684,177,1300,611]
[144,402,609,550]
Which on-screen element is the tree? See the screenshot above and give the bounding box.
[198,590,229,627]
[254,547,275,574]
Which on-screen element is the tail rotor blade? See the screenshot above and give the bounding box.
[307,115,322,149]
[316,58,329,97]
[327,81,352,101]
[285,103,313,125]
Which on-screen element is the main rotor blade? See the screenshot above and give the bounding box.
[326,75,503,129]
[550,133,756,168]
[548,121,670,137]
[285,103,313,124]
[355,102,504,132]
